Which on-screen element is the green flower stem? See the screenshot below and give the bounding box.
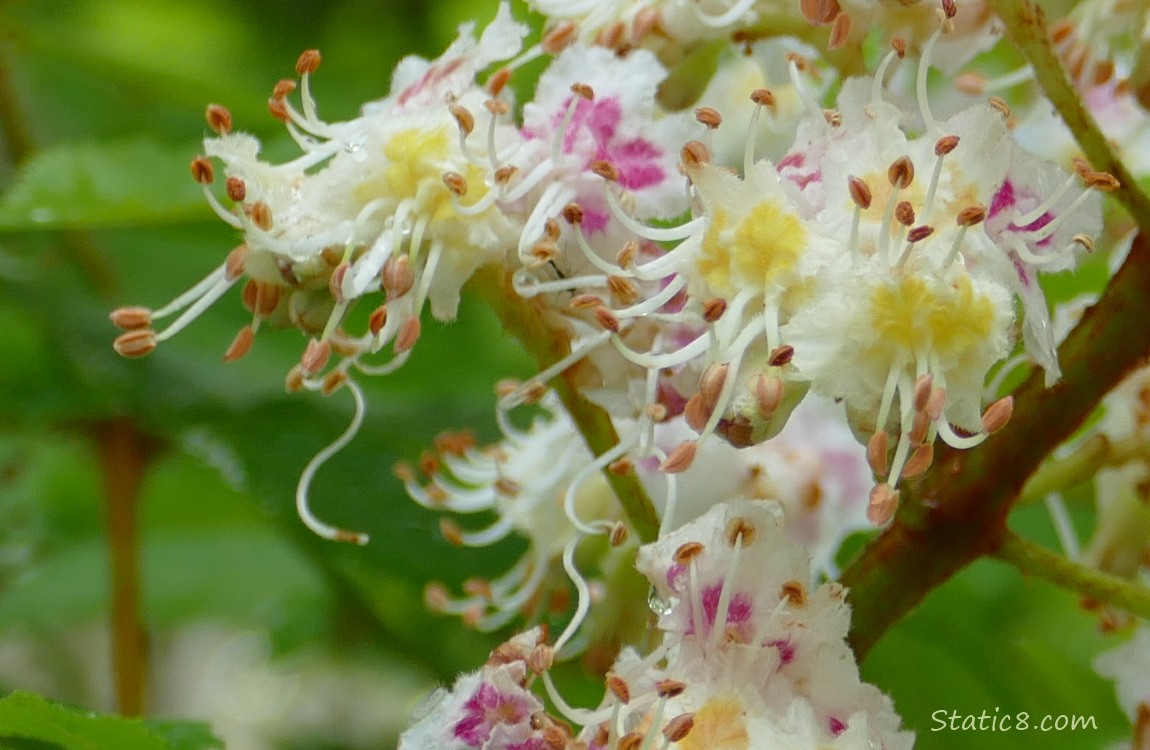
[1020,434,1150,504]
[841,232,1150,659]
[990,0,1150,224]
[993,529,1150,619]
[471,266,661,544]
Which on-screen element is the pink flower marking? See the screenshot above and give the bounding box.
[453,682,533,747]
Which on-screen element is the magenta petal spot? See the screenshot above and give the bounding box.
[453,682,532,748]
[988,179,1014,218]
[829,717,847,736]
[767,638,796,666]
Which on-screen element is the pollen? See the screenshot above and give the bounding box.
[868,274,995,359]
[697,201,806,295]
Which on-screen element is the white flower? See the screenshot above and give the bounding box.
[1094,626,1150,727]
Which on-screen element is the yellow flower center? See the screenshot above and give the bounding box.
[678,696,749,750]
[697,200,806,297]
[867,274,996,360]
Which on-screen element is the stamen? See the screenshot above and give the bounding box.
[870,47,901,107]
[935,416,987,449]
[917,25,945,135]
[921,135,958,223]
[1012,186,1103,244]
[694,0,756,27]
[708,527,746,651]
[745,89,775,173]
[552,85,590,163]
[789,58,826,127]
[295,49,323,126]
[1012,172,1079,227]
[153,274,237,343]
[295,378,370,544]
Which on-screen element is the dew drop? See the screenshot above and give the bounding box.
[648,586,674,616]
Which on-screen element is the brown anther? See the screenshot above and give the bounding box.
[569,293,603,309]
[485,98,510,117]
[248,201,273,231]
[439,517,463,546]
[225,244,248,281]
[645,403,669,422]
[631,7,662,42]
[494,165,519,186]
[222,325,255,363]
[113,329,157,358]
[295,49,322,76]
[616,240,638,268]
[442,171,468,197]
[1083,171,1120,191]
[824,109,842,127]
[755,374,784,419]
[680,140,711,168]
[1049,19,1075,45]
[768,344,795,368]
[608,457,634,475]
[616,732,644,750]
[541,724,569,750]
[190,156,214,184]
[593,20,626,50]
[570,82,595,101]
[527,643,555,675]
[828,11,852,49]
[663,714,695,743]
[607,275,640,305]
[800,0,840,24]
[395,316,422,353]
[724,516,757,547]
[591,160,619,182]
[272,79,297,100]
[1073,234,1095,252]
[913,373,934,413]
[702,297,727,323]
[320,368,347,395]
[268,96,290,122]
[656,679,687,698]
[750,88,775,107]
[329,337,359,358]
[450,105,475,136]
[205,104,233,135]
[901,442,935,478]
[1071,156,1091,176]
[393,460,415,483]
[606,673,632,703]
[890,37,907,58]
[521,381,547,405]
[541,21,578,54]
[888,156,915,189]
[684,394,709,432]
[956,204,986,227]
[486,66,512,96]
[673,541,704,564]
[463,578,493,600]
[223,176,247,203]
[434,430,476,457]
[556,203,583,228]
[424,582,451,612]
[284,364,305,393]
[109,306,152,331]
[848,176,873,209]
[661,440,697,474]
[909,409,931,444]
[328,261,349,303]
[699,363,729,411]
[382,255,415,299]
[935,134,960,156]
[954,71,987,95]
[781,579,808,606]
[988,96,1011,118]
[941,0,957,19]
[695,106,722,129]
[1093,58,1116,86]
[460,605,484,628]
[867,431,889,476]
[594,306,621,333]
[592,724,611,749]
[300,338,331,377]
[368,305,388,336]
[926,385,947,420]
[609,522,629,547]
[907,225,934,243]
[981,395,1013,434]
[494,478,521,497]
[867,483,900,525]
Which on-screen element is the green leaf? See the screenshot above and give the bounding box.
[0,691,182,750]
[0,139,208,232]
[142,721,223,750]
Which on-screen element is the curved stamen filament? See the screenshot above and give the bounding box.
[616,276,686,319]
[871,48,900,108]
[563,435,635,536]
[935,415,987,449]
[1012,172,1078,228]
[603,186,704,242]
[788,59,825,127]
[154,276,237,343]
[611,329,711,370]
[917,27,944,135]
[513,269,609,297]
[200,184,244,229]
[708,536,745,652]
[153,265,228,319]
[1013,187,1096,243]
[1010,238,1076,267]
[553,535,594,653]
[694,0,756,27]
[499,330,613,409]
[552,92,584,163]
[458,515,516,546]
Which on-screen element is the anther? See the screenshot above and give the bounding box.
[609,522,630,546]
[680,140,711,167]
[190,156,214,184]
[569,294,603,309]
[284,365,305,393]
[768,344,795,367]
[954,71,986,95]
[542,21,578,54]
[382,255,415,298]
[594,306,621,333]
[328,262,349,304]
[941,0,957,19]
[1083,171,1120,191]
[1093,59,1115,85]
[848,176,872,209]
[981,395,1013,434]
[300,338,331,376]
[1073,234,1095,252]
[867,483,899,525]
[895,200,915,226]
[320,369,347,396]
[528,643,555,674]
[1049,19,1075,44]
[494,165,519,186]
[913,374,934,412]
[272,79,297,100]
[907,225,934,243]
[606,673,632,703]
[609,457,634,475]
[485,99,510,117]
[395,316,422,353]
[442,171,468,196]
[673,541,705,564]
[449,105,475,136]
[645,403,669,422]
[616,240,638,268]
[957,204,986,226]
[755,374,784,419]
[988,96,1011,118]
[828,11,851,49]
[521,381,547,405]
[607,275,640,305]
[656,679,687,698]
[695,106,722,129]
[631,7,662,42]
[800,0,840,24]
[663,714,695,743]
[493,477,521,498]
[591,160,619,182]
[205,104,233,135]
[224,176,247,202]
[267,97,290,122]
[781,579,808,606]
[901,442,934,478]
[616,732,644,750]
[368,305,388,336]
[439,517,463,546]
[424,582,451,611]
[223,325,254,362]
[867,431,889,475]
[295,49,322,76]
[824,109,842,127]
[909,409,931,444]
[890,37,907,58]
[113,329,157,358]
[570,82,594,101]
[486,67,512,97]
[750,88,775,106]
[925,386,947,420]
[702,298,727,323]
[109,306,152,330]
[247,201,273,231]
[699,363,729,411]
[594,21,626,50]
[724,516,757,547]
[660,440,697,473]
[224,244,248,281]
[888,156,915,188]
[935,134,960,156]
[463,578,493,599]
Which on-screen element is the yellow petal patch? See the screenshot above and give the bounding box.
[678,695,749,750]
[383,126,451,208]
[867,274,996,359]
[697,199,806,296]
